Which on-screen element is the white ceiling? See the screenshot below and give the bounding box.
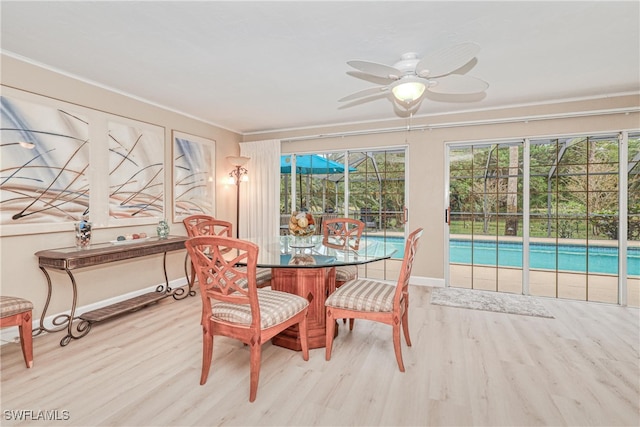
[1,1,639,135]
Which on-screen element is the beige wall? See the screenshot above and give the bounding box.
[0,55,242,319]
[1,54,639,323]
[246,96,640,281]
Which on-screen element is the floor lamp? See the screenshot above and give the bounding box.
[226,156,250,238]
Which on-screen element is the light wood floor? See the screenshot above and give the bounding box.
[1,286,638,426]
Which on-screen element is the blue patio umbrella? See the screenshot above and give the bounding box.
[280,155,355,212]
[280,154,355,174]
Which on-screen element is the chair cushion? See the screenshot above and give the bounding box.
[335,265,357,282]
[211,289,308,329]
[325,279,395,312]
[214,267,271,289]
[255,267,272,284]
[0,296,33,318]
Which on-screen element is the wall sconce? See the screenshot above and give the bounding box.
[227,156,250,238]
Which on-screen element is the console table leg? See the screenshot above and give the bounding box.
[33,267,68,337]
[170,251,196,300]
[59,268,91,346]
[33,266,90,346]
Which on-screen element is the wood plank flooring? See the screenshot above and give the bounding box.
[1,286,638,426]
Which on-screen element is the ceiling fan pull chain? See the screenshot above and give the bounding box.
[405,112,413,143]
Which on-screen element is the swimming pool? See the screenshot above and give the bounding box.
[361,236,405,259]
[450,239,640,276]
[361,236,640,276]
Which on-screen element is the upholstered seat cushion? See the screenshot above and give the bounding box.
[215,267,272,288]
[211,289,308,329]
[234,266,272,286]
[335,265,357,282]
[325,279,397,312]
[0,296,33,318]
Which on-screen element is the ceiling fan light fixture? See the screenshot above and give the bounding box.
[391,77,426,104]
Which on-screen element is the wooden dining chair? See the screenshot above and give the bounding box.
[194,219,272,288]
[0,296,34,368]
[183,215,216,289]
[322,218,365,327]
[325,227,423,372]
[192,218,234,237]
[184,216,272,289]
[322,218,365,288]
[185,236,310,402]
[183,214,216,236]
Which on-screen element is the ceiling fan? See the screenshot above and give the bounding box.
[339,42,489,113]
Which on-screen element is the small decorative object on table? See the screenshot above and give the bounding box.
[288,211,315,236]
[157,219,170,239]
[74,215,92,249]
[288,254,316,265]
[288,211,316,247]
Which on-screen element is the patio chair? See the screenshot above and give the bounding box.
[325,228,423,372]
[359,208,377,229]
[185,236,310,402]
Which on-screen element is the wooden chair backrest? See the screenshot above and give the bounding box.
[185,236,260,328]
[322,218,365,250]
[393,228,424,307]
[183,215,216,237]
[192,219,233,237]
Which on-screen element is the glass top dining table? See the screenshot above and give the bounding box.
[241,234,398,268]
[239,234,398,351]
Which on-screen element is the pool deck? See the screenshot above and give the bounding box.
[450,264,640,307]
[357,230,639,307]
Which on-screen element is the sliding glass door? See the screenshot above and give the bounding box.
[528,135,620,303]
[447,142,524,293]
[347,150,406,280]
[627,132,640,306]
[280,148,407,281]
[447,132,638,307]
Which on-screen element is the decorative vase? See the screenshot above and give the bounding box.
[157,219,170,239]
[75,216,92,249]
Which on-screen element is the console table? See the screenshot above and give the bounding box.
[34,235,190,346]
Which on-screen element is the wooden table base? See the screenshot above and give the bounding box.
[270,266,337,350]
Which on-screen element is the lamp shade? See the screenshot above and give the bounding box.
[391,77,426,104]
[227,156,250,167]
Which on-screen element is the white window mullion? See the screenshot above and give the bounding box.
[344,151,350,217]
[444,146,451,287]
[619,131,628,306]
[523,139,531,296]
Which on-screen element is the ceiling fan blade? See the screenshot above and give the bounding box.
[338,92,389,110]
[416,42,481,78]
[347,60,402,80]
[338,86,389,102]
[428,74,489,94]
[347,71,396,85]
